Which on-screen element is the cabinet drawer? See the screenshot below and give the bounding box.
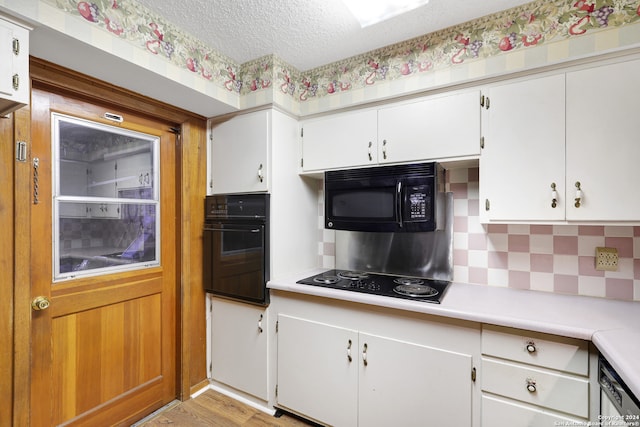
[482,395,587,427]
[482,325,588,375]
[482,358,589,418]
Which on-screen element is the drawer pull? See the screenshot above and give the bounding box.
[526,379,537,393]
[526,341,536,353]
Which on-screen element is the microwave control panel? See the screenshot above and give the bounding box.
[405,185,431,221]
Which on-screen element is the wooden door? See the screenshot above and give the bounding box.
[29,88,178,426]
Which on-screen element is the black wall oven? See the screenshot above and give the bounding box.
[203,194,269,305]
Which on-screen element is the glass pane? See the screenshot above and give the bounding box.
[332,190,395,218]
[57,116,156,199]
[56,202,158,278]
[53,113,160,281]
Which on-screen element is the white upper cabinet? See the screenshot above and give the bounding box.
[0,15,29,116]
[301,109,378,172]
[210,110,270,194]
[565,58,640,221]
[481,56,640,224]
[377,90,481,164]
[480,74,566,222]
[300,89,481,173]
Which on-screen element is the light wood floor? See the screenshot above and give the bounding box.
[137,389,317,426]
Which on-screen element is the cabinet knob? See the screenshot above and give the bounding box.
[526,341,536,353]
[526,379,537,393]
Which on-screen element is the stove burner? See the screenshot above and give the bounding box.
[393,277,425,286]
[393,283,439,298]
[313,275,340,285]
[296,270,449,304]
[338,271,370,280]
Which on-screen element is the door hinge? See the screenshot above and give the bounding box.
[480,136,485,149]
[275,385,278,397]
[12,38,20,56]
[471,367,477,382]
[276,320,279,333]
[485,97,490,109]
[300,127,304,138]
[16,141,27,162]
[209,362,212,372]
[300,158,303,168]
[480,94,485,108]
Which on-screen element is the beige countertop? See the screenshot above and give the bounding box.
[269,268,640,399]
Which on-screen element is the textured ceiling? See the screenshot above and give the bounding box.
[134,0,535,71]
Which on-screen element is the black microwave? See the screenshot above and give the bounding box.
[324,162,444,232]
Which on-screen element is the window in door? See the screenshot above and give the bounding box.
[52,113,160,280]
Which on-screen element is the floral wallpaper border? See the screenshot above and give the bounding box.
[45,0,640,105]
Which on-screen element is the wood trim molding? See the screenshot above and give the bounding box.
[29,57,206,124]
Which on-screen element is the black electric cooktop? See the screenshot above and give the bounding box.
[296,269,450,304]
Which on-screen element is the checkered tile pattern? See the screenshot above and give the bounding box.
[316,167,640,301]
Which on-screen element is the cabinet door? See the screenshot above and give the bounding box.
[480,74,565,222]
[117,153,152,190]
[211,110,269,194]
[377,90,481,164]
[301,109,377,171]
[59,160,88,218]
[566,59,640,221]
[211,298,268,400]
[276,315,358,427]
[90,160,117,198]
[0,17,29,114]
[358,332,473,427]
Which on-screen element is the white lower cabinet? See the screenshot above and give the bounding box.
[482,395,587,427]
[481,325,592,426]
[357,331,473,427]
[273,295,479,427]
[211,298,269,401]
[276,315,358,426]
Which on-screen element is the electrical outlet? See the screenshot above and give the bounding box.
[595,247,618,271]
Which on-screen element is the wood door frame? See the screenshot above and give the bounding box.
[10,57,209,425]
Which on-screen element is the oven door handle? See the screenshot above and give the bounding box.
[203,227,262,233]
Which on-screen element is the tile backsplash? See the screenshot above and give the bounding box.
[317,167,640,301]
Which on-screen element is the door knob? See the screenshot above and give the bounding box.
[32,296,50,311]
